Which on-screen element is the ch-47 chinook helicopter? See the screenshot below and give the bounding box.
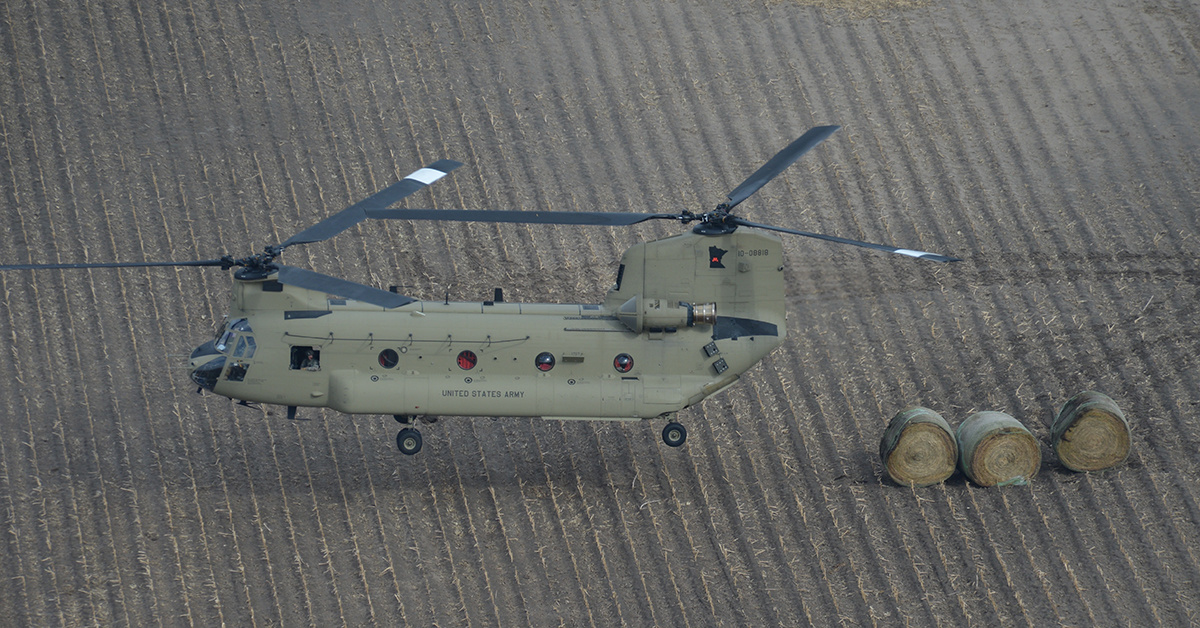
[2,126,958,455]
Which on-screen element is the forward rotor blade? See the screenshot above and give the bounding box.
[275,265,415,309]
[0,259,229,271]
[724,126,840,211]
[282,159,463,247]
[364,208,679,227]
[731,217,961,263]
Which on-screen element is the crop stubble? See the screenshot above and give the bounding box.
[2,0,1199,626]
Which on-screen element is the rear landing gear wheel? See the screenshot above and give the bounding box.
[397,428,422,455]
[662,422,687,447]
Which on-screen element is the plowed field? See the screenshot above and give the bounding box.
[2,0,1198,625]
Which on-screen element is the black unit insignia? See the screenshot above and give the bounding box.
[708,246,728,269]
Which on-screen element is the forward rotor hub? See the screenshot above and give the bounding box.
[229,246,283,279]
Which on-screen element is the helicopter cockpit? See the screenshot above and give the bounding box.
[190,318,257,390]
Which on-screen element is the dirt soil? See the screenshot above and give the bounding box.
[2,0,1198,625]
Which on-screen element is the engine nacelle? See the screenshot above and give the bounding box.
[616,295,716,333]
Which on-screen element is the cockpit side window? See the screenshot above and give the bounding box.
[226,361,249,382]
[231,318,252,332]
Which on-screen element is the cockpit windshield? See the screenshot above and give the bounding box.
[232,336,256,358]
[215,319,255,356]
[216,330,236,353]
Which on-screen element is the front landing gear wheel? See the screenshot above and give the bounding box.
[397,428,423,455]
[662,422,687,447]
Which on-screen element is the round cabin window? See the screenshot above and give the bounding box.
[613,353,634,373]
[378,349,400,369]
[457,350,478,370]
[535,352,556,372]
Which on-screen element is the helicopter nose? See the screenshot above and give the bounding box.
[190,339,219,361]
[189,355,225,392]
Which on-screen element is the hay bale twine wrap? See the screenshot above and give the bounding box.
[879,407,958,487]
[956,411,1041,486]
[1052,391,1131,472]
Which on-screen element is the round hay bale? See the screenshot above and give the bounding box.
[1052,391,1130,472]
[956,411,1040,486]
[879,407,957,487]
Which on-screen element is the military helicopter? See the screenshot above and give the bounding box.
[1,126,958,455]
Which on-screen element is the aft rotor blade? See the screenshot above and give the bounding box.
[724,126,840,211]
[364,208,679,227]
[0,259,229,271]
[275,265,415,309]
[282,159,463,247]
[731,217,961,263]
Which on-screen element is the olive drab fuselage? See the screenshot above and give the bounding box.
[189,229,788,421]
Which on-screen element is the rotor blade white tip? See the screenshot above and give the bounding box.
[405,167,449,185]
[893,249,934,258]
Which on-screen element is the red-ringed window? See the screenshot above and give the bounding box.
[457,350,478,370]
